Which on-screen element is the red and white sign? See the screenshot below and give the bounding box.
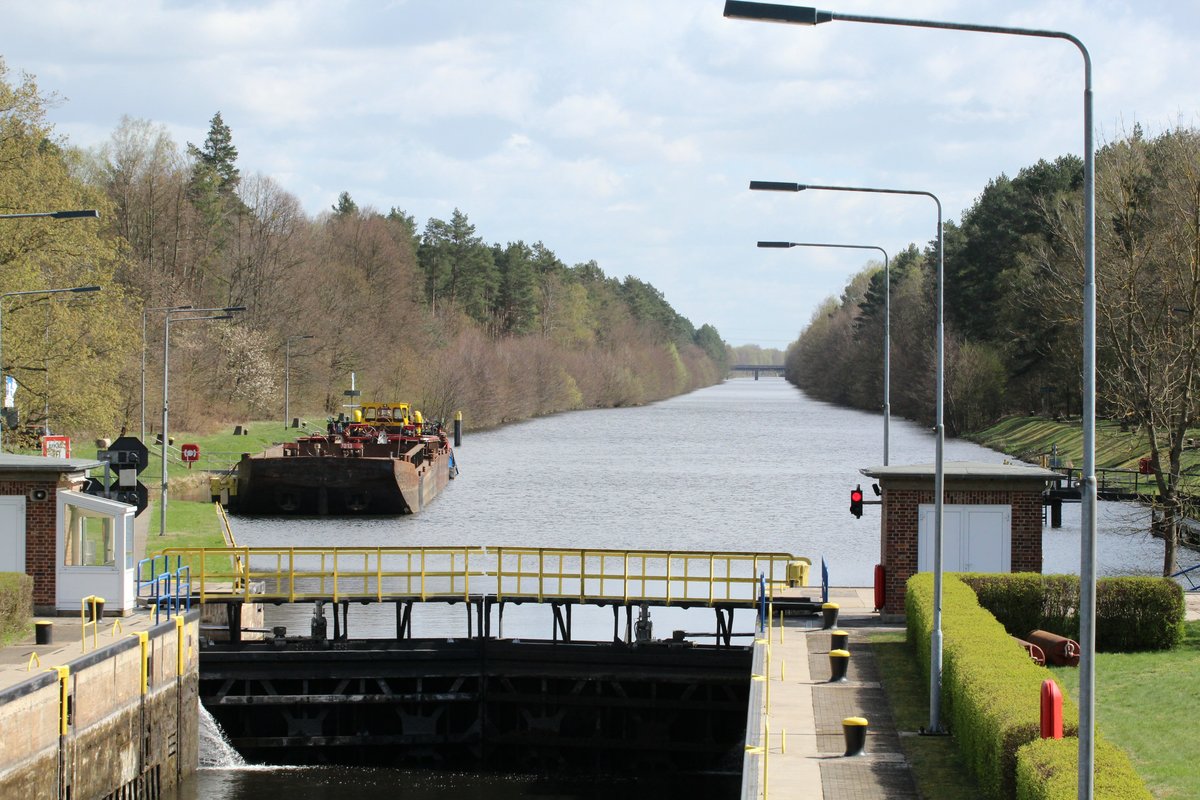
[41,435,71,459]
[181,443,200,464]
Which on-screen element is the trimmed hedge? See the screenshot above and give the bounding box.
[906,573,1151,800]
[960,573,1184,651]
[1016,738,1152,800]
[0,572,33,644]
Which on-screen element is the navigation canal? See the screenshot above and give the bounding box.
[177,377,1195,799]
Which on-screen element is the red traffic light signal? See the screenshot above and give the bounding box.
[850,486,864,518]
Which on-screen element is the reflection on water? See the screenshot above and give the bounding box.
[179,379,1197,798]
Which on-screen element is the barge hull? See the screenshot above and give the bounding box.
[234,450,451,516]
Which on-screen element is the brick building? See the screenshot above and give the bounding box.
[859,461,1058,619]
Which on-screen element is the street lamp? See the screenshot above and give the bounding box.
[159,306,245,537]
[728,4,1097,793]
[284,334,314,430]
[751,179,947,732]
[0,285,103,451]
[142,304,193,442]
[758,240,891,465]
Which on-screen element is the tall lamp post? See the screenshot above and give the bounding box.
[750,179,946,731]
[0,285,103,451]
[0,208,101,451]
[159,306,245,537]
[142,304,193,442]
[284,334,314,429]
[727,4,1096,794]
[758,240,891,464]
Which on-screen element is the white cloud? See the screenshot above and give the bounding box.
[3,0,1198,347]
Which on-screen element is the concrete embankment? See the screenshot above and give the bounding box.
[0,610,200,800]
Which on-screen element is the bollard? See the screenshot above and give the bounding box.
[35,620,53,645]
[454,411,463,447]
[91,596,105,621]
[1040,679,1063,739]
[830,629,849,651]
[821,602,840,630]
[829,648,851,683]
[842,717,869,756]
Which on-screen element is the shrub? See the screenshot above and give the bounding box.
[0,572,33,643]
[959,573,1184,651]
[907,573,1077,799]
[1017,738,1152,800]
[907,573,1152,800]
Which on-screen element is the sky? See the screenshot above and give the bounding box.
[4,0,1198,348]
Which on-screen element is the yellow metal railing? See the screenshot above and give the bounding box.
[160,546,798,607]
[163,546,486,603]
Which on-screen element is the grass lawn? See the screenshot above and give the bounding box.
[142,498,240,582]
[1050,618,1200,800]
[869,630,984,798]
[871,622,1200,799]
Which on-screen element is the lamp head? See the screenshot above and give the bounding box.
[51,209,100,219]
[71,285,102,293]
[757,241,795,249]
[749,180,806,192]
[723,1,832,25]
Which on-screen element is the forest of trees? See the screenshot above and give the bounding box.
[0,59,729,442]
[786,123,1200,574]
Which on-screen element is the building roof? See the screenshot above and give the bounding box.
[860,460,1061,482]
[0,453,103,473]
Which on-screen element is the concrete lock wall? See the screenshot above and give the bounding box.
[0,612,200,800]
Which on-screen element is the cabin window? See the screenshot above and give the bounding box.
[63,503,115,567]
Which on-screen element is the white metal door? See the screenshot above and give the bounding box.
[0,495,26,573]
[918,504,1011,573]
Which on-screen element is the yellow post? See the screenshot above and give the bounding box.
[48,665,69,735]
[175,615,185,677]
[132,631,149,694]
[763,716,770,798]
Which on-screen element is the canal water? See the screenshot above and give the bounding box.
[180,378,1196,798]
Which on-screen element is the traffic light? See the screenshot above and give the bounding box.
[850,485,864,518]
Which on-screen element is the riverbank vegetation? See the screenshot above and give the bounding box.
[786,123,1200,574]
[0,59,728,451]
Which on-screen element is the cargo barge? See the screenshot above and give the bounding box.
[226,402,457,515]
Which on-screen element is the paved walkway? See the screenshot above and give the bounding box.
[752,586,918,800]
[0,607,160,693]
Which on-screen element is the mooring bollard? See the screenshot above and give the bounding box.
[829,648,851,683]
[35,620,53,645]
[821,602,840,630]
[842,716,869,756]
[830,629,849,651]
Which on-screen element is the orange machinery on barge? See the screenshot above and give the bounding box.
[229,401,457,515]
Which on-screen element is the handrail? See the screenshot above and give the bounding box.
[159,545,799,607]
